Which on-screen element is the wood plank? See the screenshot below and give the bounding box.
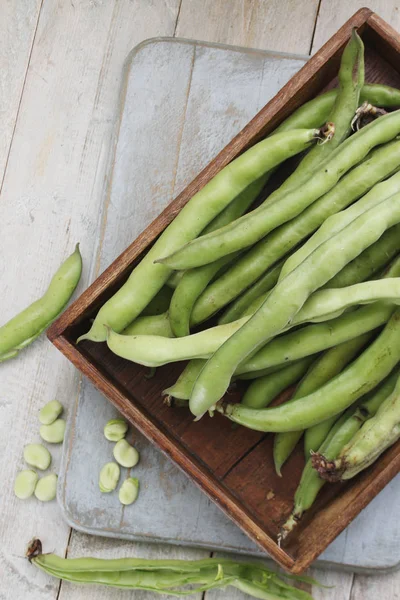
[176,0,320,54]
[0,0,42,181]
[0,1,188,600]
[312,0,400,52]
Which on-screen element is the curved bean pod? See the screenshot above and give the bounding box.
[80,129,320,344]
[280,369,400,540]
[163,359,206,400]
[123,312,173,338]
[273,333,372,476]
[141,286,173,316]
[159,109,400,271]
[191,141,400,323]
[108,276,398,368]
[314,371,400,482]
[0,245,82,362]
[242,357,314,409]
[220,309,400,433]
[189,192,400,417]
[280,168,400,280]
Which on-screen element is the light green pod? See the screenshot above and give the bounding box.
[24,444,51,471]
[39,400,63,425]
[40,419,66,444]
[14,470,39,499]
[104,419,128,442]
[0,245,82,362]
[113,440,140,469]
[99,462,120,493]
[123,312,173,338]
[119,477,140,505]
[34,474,58,502]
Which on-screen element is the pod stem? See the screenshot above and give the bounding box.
[316,122,335,144]
[351,101,387,131]
[310,451,344,482]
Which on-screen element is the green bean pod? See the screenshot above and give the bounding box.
[189,192,400,417]
[163,359,205,400]
[107,276,398,368]
[314,371,400,482]
[220,309,400,433]
[193,143,400,324]
[141,286,174,316]
[159,109,400,271]
[273,333,372,476]
[80,129,321,344]
[0,245,82,362]
[280,168,400,281]
[123,312,173,338]
[242,357,315,409]
[280,370,400,540]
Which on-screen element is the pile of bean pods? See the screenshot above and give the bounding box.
[77,30,400,541]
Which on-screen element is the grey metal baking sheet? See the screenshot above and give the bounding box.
[58,37,400,573]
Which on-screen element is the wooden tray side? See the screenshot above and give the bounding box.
[48,9,400,574]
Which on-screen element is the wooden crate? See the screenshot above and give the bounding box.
[48,8,400,574]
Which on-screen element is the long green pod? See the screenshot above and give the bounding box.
[239,226,400,322]
[123,312,173,338]
[218,260,284,325]
[303,334,375,457]
[168,176,269,336]
[159,109,400,271]
[220,309,400,433]
[80,128,320,344]
[107,277,399,368]
[189,193,400,417]
[163,359,205,400]
[241,357,315,409]
[278,29,364,193]
[141,286,174,316]
[273,333,372,476]
[280,370,400,540]
[0,245,82,362]
[314,372,400,482]
[280,169,400,281]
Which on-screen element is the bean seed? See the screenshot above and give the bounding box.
[24,444,51,470]
[99,462,120,493]
[40,419,66,444]
[104,419,128,442]
[39,400,63,425]
[119,478,139,505]
[14,470,38,499]
[34,474,58,502]
[113,439,139,468]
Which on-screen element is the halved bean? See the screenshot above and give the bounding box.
[104,419,128,442]
[119,478,139,505]
[99,463,120,493]
[24,444,51,471]
[34,474,58,502]
[40,419,66,444]
[14,470,38,499]
[39,400,63,425]
[113,440,139,469]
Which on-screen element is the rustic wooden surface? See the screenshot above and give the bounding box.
[2,1,400,598]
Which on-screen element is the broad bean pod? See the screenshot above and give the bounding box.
[159,109,400,271]
[220,309,400,433]
[189,192,400,417]
[123,312,173,338]
[80,128,320,343]
[280,369,400,540]
[0,245,82,362]
[280,169,400,280]
[314,371,400,482]
[192,141,400,323]
[241,357,315,409]
[107,277,398,368]
[273,333,372,476]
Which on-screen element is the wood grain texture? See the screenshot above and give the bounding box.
[0,0,43,182]
[176,0,320,54]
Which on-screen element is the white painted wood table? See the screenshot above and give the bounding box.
[2,2,400,599]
